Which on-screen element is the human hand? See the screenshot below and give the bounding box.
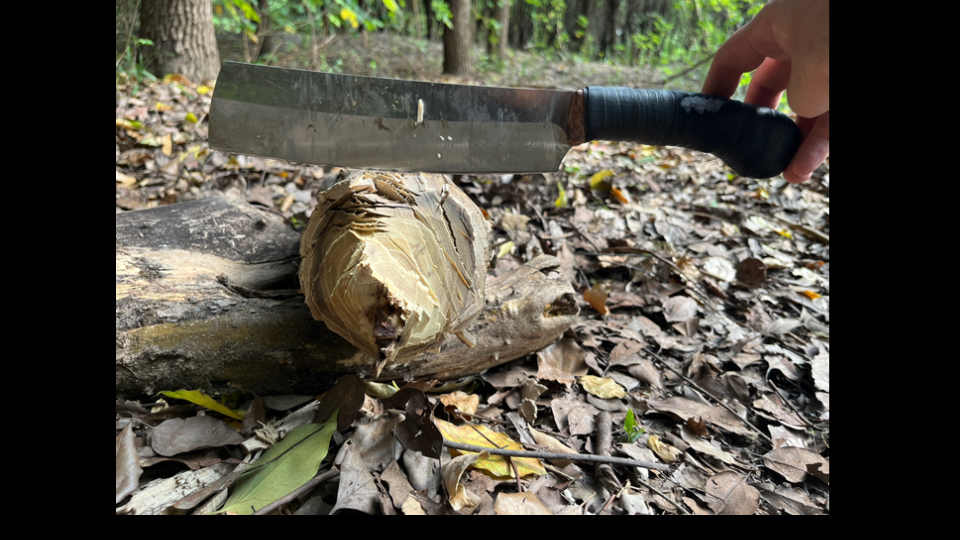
[702,0,829,183]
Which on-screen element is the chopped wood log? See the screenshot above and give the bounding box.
[116,196,579,397]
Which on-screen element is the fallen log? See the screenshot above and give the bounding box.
[116,195,579,397]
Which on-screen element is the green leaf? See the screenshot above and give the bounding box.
[215,410,339,514]
[623,408,645,443]
[157,389,245,420]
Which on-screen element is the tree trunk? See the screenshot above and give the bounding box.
[600,0,619,58]
[443,0,473,75]
[140,0,220,83]
[625,0,641,64]
[116,196,579,398]
[493,0,510,60]
[426,0,440,42]
[509,0,532,49]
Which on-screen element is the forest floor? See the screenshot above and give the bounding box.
[116,31,830,515]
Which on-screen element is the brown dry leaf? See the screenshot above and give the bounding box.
[736,258,767,287]
[704,471,760,515]
[331,440,380,515]
[161,133,173,157]
[812,347,830,393]
[762,447,830,483]
[647,434,681,463]
[662,295,698,322]
[116,423,142,504]
[401,497,427,515]
[116,169,137,187]
[528,428,578,467]
[646,397,753,436]
[536,338,588,386]
[443,452,483,511]
[150,415,244,457]
[583,282,610,316]
[552,398,601,436]
[381,460,415,509]
[579,375,628,399]
[756,483,824,515]
[627,358,664,391]
[494,492,554,515]
[434,419,545,477]
[679,425,737,465]
[385,389,444,459]
[315,374,368,433]
[349,414,403,471]
[439,391,480,416]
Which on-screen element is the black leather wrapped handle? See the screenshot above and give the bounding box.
[584,87,801,179]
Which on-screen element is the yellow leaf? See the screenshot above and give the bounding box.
[434,419,545,478]
[155,102,173,112]
[579,375,627,399]
[161,133,173,157]
[382,0,399,12]
[555,180,567,208]
[496,240,515,259]
[647,434,680,463]
[439,391,480,416]
[196,85,212,95]
[185,112,198,124]
[589,169,613,190]
[116,169,137,187]
[800,290,821,300]
[443,452,483,511]
[341,8,359,29]
[157,389,245,420]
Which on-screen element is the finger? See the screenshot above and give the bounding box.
[702,10,787,98]
[785,56,830,118]
[783,111,829,183]
[745,58,790,110]
[702,24,767,97]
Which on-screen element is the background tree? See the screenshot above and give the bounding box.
[492,0,510,60]
[443,0,473,75]
[140,0,221,82]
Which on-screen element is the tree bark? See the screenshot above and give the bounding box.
[600,0,619,58]
[116,196,579,398]
[493,0,510,60]
[443,0,473,75]
[140,0,220,83]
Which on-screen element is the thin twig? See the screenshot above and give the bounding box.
[442,440,671,472]
[633,477,690,515]
[251,467,339,515]
[768,379,816,429]
[662,53,716,85]
[646,349,774,445]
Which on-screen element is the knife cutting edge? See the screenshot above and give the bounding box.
[209,62,801,179]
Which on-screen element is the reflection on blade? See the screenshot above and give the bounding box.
[210,63,574,174]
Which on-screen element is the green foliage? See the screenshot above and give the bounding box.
[432,0,453,30]
[116,37,157,93]
[622,408,645,443]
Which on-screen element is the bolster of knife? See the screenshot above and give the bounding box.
[583,87,802,179]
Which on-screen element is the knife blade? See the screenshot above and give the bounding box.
[209,62,800,179]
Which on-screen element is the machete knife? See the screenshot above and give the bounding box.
[209,62,800,179]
